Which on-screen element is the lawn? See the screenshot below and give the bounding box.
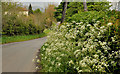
[2,33,47,44]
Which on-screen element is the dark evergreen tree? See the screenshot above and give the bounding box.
[28,4,33,15]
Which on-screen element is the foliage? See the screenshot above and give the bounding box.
[106,10,120,19]
[2,13,44,36]
[67,10,120,37]
[43,29,51,34]
[44,4,56,28]
[87,2,111,11]
[28,4,33,15]
[54,1,111,22]
[67,11,107,25]
[105,10,120,37]
[34,8,42,14]
[40,21,120,73]
[2,2,55,36]
[54,2,64,22]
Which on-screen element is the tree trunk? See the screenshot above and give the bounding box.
[83,0,88,11]
[60,0,68,24]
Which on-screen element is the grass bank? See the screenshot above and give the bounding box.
[2,33,47,44]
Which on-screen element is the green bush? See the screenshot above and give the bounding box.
[2,14,44,36]
[106,10,120,19]
[40,21,120,73]
[2,2,46,36]
[67,11,107,25]
[67,11,120,37]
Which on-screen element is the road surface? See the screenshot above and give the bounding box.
[2,37,47,72]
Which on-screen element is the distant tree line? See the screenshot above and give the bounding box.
[2,2,56,36]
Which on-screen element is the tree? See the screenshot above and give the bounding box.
[54,1,111,22]
[34,8,42,14]
[61,0,68,24]
[28,4,33,15]
[44,4,56,27]
[54,2,64,22]
[83,0,88,11]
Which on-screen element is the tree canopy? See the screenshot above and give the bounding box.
[34,8,42,14]
[54,1,111,22]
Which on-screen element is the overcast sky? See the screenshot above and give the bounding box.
[1,0,120,2]
[21,2,60,11]
[1,0,120,11]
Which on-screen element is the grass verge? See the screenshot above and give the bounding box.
[2,33,47,44]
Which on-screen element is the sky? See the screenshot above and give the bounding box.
[21,2,60,11]
[1,0,120,2]
[1,0,62,11]
[18,0,62,11]
[1,0,120,11]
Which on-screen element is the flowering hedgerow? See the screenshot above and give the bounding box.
[40,21,120,73]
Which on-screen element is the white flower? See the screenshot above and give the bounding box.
[61,54,65,56]
[81,63,87,67]
[94,24,98,27]
[36,56,38,58]
[103,42,107,45]
[76,23,80,25]
[56,57,61,60]
[107,23,112,26]
[111,61,115,64]
[58,63,61,66]
[69,60,74,64]
[96,21,100,24]
[111,37,115,42]
[85,33,90,36]
[87,24,91,26]
[77,30,79,33]
[36,66,39,69]
[100,26,105,29]
[94,54,99,58]
[98,32,101,35]
[72,21,76,23]
[61,25,66,29]
[80,22,83,24]
[82,48,87,52]
[51,61,54,65]
[92,29,95,32]
[94,39,98,41]
[81,25,85,29]
[74,50,80,55]
[37,59,40,63]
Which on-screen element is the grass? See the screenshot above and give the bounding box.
[2,33,47,44]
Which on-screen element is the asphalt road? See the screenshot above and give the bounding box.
[2,37,47,72]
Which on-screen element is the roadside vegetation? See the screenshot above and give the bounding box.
[2,2,56,44]
[2,33,47,44]
[37,1,120,73]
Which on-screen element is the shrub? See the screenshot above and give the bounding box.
[2,2,47,36]
[67,11,107,25]
[67,11,120,37]
[2,14,43,36]
[40,21,120,73]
